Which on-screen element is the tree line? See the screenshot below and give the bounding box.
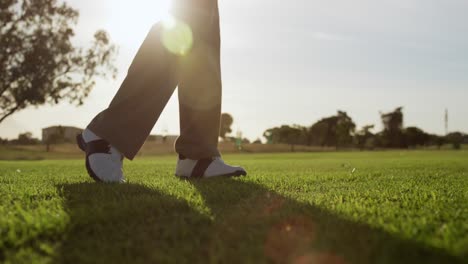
[2,109,467,151]
[262,107,467,150]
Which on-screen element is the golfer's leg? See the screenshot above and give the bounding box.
[170,0,246,178]
[87,24,179,160]
[175,0,222,159]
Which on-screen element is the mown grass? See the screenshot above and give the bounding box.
[0,151,467,264]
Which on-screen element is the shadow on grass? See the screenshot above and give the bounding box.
[56,180,463,264]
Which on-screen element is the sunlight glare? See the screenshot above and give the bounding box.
[106,0,174,46]
[162,13,176,29]
[162,19,193,56]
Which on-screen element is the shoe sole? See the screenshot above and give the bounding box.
[175,170,247,180]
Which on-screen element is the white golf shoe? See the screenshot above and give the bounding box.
[76,129,125,183]
[175,155,247,179]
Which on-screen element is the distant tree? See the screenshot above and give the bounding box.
[308,120,328,146]
[0,0,117,123]
[263,127,278,144]
[373,131,386,148]
[446,132,464,150]
[263,125,305,151]
[0,137,8,145]
[305,125,317,146]
[252,139,262,144]
[336,111,356,147]
[380,107,406,148]
[263,128,278,144]
[435,135,446,149]
[284,125,304,152]
[16,132,40,145]
[355,125,375,150]
[317,116,338,147]
[308,111,356,148]
[263,129,274,144]
[404,127,430,148]
[219,113,234,140]
[428,134,445,149]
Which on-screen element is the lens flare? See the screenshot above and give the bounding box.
[162,17,193,56]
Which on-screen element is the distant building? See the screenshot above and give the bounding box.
[42,126,83,143]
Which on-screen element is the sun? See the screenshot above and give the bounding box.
[106,0,174,46]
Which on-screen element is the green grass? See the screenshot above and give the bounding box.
[1,151,467,263]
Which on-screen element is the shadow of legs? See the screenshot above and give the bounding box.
[55,183,212,263]
[55,180,463,264]
[188,178,463,264]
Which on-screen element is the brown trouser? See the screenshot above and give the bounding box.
[87,0,222,160]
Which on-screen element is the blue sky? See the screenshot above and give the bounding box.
[1,0,467,140]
